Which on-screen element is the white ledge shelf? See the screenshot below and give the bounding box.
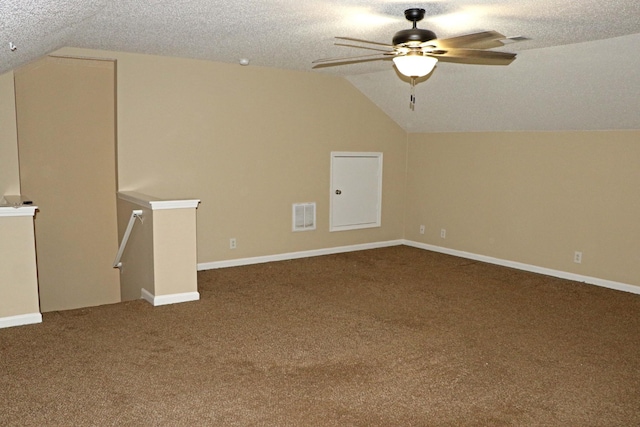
[0,207,38,217]
[117,191,200,210]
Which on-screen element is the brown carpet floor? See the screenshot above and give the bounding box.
[1,246,639,426]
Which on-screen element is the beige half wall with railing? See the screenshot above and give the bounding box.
[0,198,40,328]
[116,191,200,306]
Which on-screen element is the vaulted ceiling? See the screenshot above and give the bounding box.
[2,0,640,132]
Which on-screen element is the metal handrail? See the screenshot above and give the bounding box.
[113,210,143,268]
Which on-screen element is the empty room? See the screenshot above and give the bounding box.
[1,1,639,425]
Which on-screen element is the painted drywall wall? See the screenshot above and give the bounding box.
[0,71,20,196]
[152,208,198,296]
[54,48,408,264]
[3,48,638,310]
[405,131,640,289]
[14,57,121,312]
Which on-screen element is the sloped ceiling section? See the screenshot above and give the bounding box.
[1,0,109,73]
[348,33,640,132]
[2,0,640,132]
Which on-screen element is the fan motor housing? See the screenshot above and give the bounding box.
[393,28,437,46]
[393,8,437,46]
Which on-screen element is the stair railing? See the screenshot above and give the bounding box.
[113,210,143,268]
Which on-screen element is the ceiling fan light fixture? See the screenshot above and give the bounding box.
[393,54,438,78]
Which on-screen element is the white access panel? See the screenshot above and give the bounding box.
[330,152,383,232]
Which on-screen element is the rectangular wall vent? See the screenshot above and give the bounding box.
[292,202,316,232]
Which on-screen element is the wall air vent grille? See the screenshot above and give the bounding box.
[293,202,316,232]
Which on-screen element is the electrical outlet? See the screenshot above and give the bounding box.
[419,225,425,234]
[230,238,237,249]
[574,251,582,264]
[440,228,446,239]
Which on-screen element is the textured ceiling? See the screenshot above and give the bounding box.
[2,0,640,132]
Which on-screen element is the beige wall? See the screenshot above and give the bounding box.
[153,208,198,296]
[15,57,121,312]
[55,48,408,264]
[5,47,636,314]
[405,131,640,288]
[0,71,20,196]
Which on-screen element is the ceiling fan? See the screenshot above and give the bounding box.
[313,8,519,109]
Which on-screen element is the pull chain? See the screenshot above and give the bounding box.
[410,77,416,111]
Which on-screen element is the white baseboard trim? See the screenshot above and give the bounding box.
[141,289,200,306]
[197,239,404,270]
[0,312,42,329]
[195,238,638,295]
[403,240,640,295]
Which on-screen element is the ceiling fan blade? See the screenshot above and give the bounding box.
[312,52,393,65]
[428,31,508,49]
[334,43,394,53]
[428,48,516,65]
[312,56,393,69]
[335,37,394,48]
